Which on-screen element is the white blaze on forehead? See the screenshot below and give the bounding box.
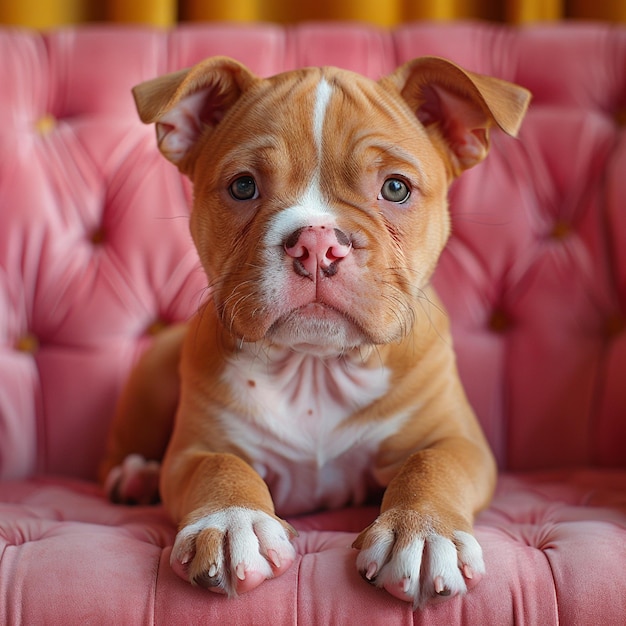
[312,77,333,155]
[264,183,335,247]
[263,76,337,248]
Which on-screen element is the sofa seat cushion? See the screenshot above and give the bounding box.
[1,470,625,624]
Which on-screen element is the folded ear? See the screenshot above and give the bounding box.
[132,57,259,172]
[382,57,531,176]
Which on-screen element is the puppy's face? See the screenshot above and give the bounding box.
[189,68,451,352]
[133,57,529,352]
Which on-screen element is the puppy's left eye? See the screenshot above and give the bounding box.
[230,176,258,201]
[380,178,411,204]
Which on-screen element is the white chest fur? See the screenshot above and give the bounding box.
[220,347,403,515]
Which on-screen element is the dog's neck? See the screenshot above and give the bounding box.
[227,340,387,404]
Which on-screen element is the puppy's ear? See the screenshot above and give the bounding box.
[133,57,259,172]
[383,57,531,176]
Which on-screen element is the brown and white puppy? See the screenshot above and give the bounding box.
[101,56,530,607]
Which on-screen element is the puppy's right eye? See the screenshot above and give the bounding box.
[380,178,411,204]
[230,176,258,200]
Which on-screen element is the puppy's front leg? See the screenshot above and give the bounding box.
[354,435,495,608]
[161,313,297,596]
[163,450,297,595]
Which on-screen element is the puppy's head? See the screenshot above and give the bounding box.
[133,57,530,353]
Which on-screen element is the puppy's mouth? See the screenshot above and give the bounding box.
[266,302,371,353]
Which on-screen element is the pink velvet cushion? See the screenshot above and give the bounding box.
[2,471,625,623]
[1,20,626,624]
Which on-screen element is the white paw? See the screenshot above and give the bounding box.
[104,453,161,505]
[355,516,485,607]
[170,507,297,596]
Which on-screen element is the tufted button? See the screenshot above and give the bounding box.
[488,309,511,333]
[90,228,106,245]
[35,114,56,135]
[146,319,168,336]
[15,333,39,354]
[550,220,571,240]
[604,314,625,339]
[615,108,626,127]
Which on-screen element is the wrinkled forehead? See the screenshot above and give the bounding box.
[213,66,429,178]
[263,66,420,137]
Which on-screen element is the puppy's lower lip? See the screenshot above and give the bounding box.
[292,302,352,324]
[267,301,366,344]
[298,302,337,316]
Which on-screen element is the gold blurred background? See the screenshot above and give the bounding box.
[1,0,625,30]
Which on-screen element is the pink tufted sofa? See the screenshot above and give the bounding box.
[1,20,626,624]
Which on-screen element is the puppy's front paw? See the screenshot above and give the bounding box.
[170,507,297,596]
[353,509,485,608]
[104,454,161,505]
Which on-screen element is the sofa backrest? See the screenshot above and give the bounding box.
[1,22,625,481]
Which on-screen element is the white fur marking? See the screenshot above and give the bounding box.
[312,78,333,156]
[453,530,486,575]
[220,347,404,515]
[422,533,466,595]
[263,183,336,247]
[357,529,475,607]
[171,507,296,594]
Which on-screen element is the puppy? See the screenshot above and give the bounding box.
[101,56,530,607]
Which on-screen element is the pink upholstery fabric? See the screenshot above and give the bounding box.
[1,21,625,624]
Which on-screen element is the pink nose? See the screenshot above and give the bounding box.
[284,225,352,278]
